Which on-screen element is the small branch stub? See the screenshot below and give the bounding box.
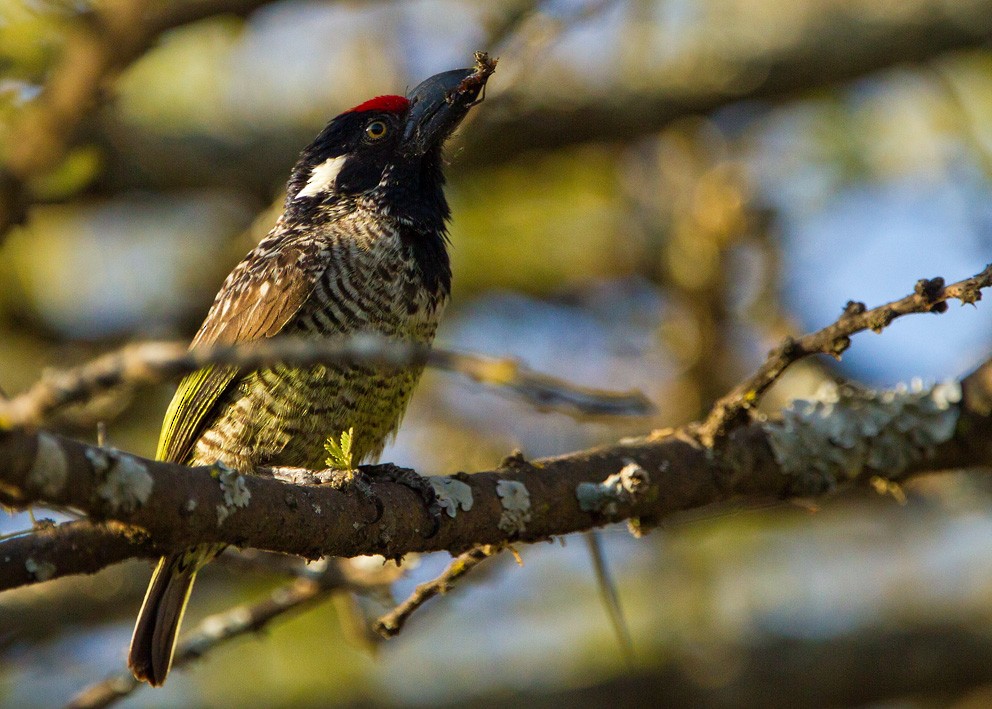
[576,461,651,516]
[375,545,502,639]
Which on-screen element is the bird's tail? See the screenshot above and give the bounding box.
[128,548,206,686]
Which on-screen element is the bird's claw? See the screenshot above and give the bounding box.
[267,466,383,521]
[318,468,383,523]
[268,466,321,485]
[361,463,442,538]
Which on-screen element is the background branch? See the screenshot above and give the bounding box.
[430,624,992,709]
[74,0,992,194]
[0,336,652,429]
[463,0,992,168]
[0,0,279,242]
[375,545,503,638]
[67,561,349,709]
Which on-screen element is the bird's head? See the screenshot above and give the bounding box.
[284,63,492,231]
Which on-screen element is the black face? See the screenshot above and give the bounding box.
[284,67,484,233]
[285,109,407,205]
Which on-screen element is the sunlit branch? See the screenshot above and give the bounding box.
[699,264,992,445]
[1,356,991,593]
[0,335,653,429]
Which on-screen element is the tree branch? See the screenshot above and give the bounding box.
[375,545,503,638]
[428,624,992,709]
[0,0,279,243]
[0,336,652,429]
[0,519,160,590]
[79,0,992,193]
[67,562,348,709]
[2,356,991,592]
[463,0,992,167]
[2,264,991,591]
[699,265,992,444]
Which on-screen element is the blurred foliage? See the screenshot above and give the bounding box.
[0,1,67,82]
[3,0,992,706]
[450,147,628,296]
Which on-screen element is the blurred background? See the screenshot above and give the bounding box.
[3,0,992,706]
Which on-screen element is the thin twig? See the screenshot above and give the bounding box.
[585,531,634,664]
[0,335,653,429]
[67,562,347,709]
[375,545,503,638]
[698,264,992,444]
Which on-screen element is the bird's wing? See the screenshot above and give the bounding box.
[156,240,323,464]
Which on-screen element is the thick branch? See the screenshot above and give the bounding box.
[0,336,651,429]
[699,265,992,444]
[2,360,991,592]
[0,520,160,590]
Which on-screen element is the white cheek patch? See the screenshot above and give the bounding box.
[297,154,348,199]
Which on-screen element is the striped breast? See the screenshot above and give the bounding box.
[190,217,447,471]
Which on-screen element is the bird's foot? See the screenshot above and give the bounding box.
[314,467,367,491]
[317,467,383,522]
[360,463,442,538]
[268,466,321,485]
[267,466,382,522]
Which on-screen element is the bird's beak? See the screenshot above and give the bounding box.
[403,67,486,155]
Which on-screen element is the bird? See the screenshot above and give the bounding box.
[128,61,493,687]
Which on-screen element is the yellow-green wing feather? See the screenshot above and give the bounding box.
[155,365,240,464]
[155,240,324,465]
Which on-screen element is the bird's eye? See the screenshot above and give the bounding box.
[365,120,388,140]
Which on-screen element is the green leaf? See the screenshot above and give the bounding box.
[324,427,354,470]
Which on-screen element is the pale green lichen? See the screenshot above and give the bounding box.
[28,433,68,497]
[84,447,110,472]
[764,379,962,494]
[429,477,474,518]
[215,464,251,526]
[92,450,153,513]
[576,460,651,515]
[496,480,531,534]
[25,557,56,582]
